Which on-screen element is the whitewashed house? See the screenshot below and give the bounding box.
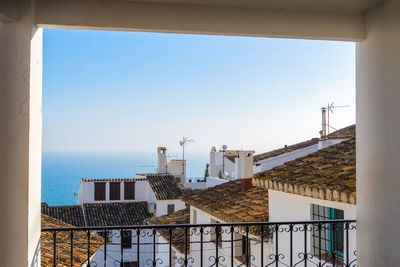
[172,133,357,266]
[253,138,357,266]
[43,173,189,266]
[207,147,255,187]
[77,174,188,217]
[181,179,273,266]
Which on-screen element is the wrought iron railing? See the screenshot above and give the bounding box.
[41,219,356,267]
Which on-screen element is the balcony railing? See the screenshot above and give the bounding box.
[41,219,356,267]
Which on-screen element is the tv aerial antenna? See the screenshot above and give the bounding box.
[179,137,194,175]
[321,102,350,137]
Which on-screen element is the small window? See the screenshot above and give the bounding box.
[122,230,132,249]
[311,204,344,262]
[109,182,121,200]
[167,204,175,214]
[94,183,106,201]
[124,182,135,200]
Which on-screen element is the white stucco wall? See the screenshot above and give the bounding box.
[91,229,153,266]
[156,200,186,217]
[357,1,400,266]
[0,1,42,266]
[205,177,229,188]
[154,235,184,267]
[209,151,235,179]
[77,180,152,205]
[268,190,356,266]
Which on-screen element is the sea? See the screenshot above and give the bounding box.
[42,151,207,205]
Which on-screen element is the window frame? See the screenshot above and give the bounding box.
[311,204,344,262]
[124,181,135,200]
[109,182,121,201]
[94,182,106,201]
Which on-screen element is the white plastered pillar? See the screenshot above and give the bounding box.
[357,1,400,266]
[0,0,42,266]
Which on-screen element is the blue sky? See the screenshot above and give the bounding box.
[43,29,355,156]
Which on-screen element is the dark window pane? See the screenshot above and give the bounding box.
[124,182,135,200]
[94,183,106,201]
[110,182,121,200]
[122,230,132,249]
[167,204,175,214]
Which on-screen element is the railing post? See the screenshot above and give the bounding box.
[332,222,336,267]
[136,229,140,266]
[231,225,234,267]
[53,231,57,267]
[104,230,107,267]
[245,225,249,267]
[200,226,203,267]
[346,222,349,267]
[318,223,322,267]
[185,226,189,267]
[304,223,307,267]
[215,225,219,267]
[261,225,264,267]
[70,231,74,267]
[289,224,293,267]
[275,224,279,267]
[87,230,91,267]
[153,228,156,267]
[169,228,172,267]
[120,229,123,267]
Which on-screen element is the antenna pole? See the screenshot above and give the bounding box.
[327,103,330,134]
[182,137,185,176]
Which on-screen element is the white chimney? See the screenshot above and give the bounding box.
[209,146,217,177]
[157,147,167,173]
[234,151,255,180]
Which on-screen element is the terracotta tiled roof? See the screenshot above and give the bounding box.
[326,124,356,139]
[41,214,103,267]
[253,138,356,204]
[82,177,146,182]
[41,203,85,227]
[146,207,190,254]
[181,180,268,223]
[146,174,191,200]
[254,124,355,162]
[83,201,152,227]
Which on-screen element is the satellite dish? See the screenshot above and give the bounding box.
[222,145,227,150]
